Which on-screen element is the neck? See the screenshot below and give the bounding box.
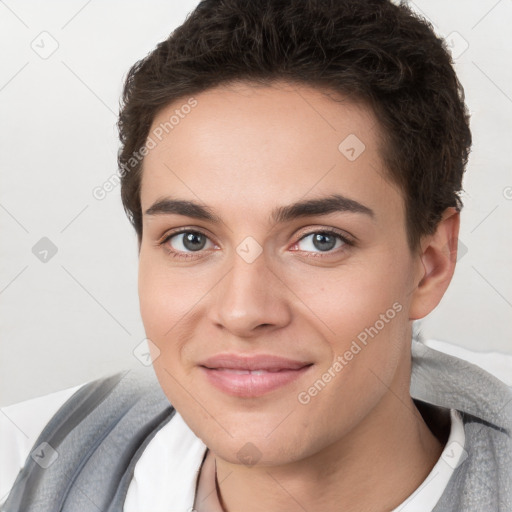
[211,354,444,512]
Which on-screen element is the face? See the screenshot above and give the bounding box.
[138,81,423,465]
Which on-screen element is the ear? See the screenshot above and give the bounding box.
[409,207,460,320]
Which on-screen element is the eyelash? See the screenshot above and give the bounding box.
[158,228,354,260]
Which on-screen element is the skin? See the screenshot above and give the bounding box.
[137,80,460,512]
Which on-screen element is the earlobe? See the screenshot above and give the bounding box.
[409,208,460,320]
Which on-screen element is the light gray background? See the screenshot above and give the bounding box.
[1,0,511,407]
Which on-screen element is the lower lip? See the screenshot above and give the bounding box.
[200,365,312,397]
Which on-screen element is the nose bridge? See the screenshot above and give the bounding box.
[210,245,291,335]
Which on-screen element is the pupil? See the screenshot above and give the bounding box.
[313,233,336,251]
[183,232,206,251]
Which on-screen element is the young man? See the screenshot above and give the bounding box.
[2,0,511,511]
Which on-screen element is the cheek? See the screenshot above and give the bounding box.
[137,253,215,397]
[285,253,411,398]
[290,256,409,339]
[138,259,168,336]
[137,258,199,406]
[138,254,202,339]
[286,263,410,434]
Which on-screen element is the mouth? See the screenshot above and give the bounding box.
[198,353,314,397]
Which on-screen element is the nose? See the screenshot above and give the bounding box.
[209,250,292,338]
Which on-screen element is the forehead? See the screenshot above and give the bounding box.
[140,81,401,222]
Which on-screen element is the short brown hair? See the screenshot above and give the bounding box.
[117,0,472,251]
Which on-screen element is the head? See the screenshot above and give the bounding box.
[118,0,471,465]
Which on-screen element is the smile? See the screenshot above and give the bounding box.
[199,364,313,397]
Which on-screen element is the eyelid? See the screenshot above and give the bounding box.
[293,225,355,245]
[157,228,218,261]
[157,226,217,246]
[158,225,355,258]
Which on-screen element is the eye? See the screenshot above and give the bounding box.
[158,227,353,260]
[291,229,351,254]
[160,230,216,256]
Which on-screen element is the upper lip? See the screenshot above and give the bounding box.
[199,354,312,371]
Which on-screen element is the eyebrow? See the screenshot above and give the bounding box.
[144,193,375,224]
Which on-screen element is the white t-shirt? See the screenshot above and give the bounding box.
[2,339,511,511]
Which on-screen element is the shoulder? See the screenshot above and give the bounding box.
[0,367,170,508]
[0,379,88,506]
[422,338,512,387]
[411,338,512,432]
[412,339,512,510]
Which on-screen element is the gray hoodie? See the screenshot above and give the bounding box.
[1,339,511,511]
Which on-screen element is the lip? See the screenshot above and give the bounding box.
[198,353,313,397]
[199,353,311,371]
